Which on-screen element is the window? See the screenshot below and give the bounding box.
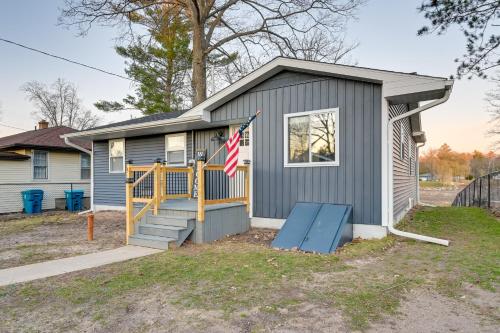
[165,133,186,166]
[240,128,250,147]
[81,153,91,179]
[109,139,125,173]
[33,150,48,179]
[284,108,339,167]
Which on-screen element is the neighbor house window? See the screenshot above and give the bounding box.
[33,150,48,179]
[165,133,187,166]
[109,139,125,173]
[284,108,339,167]
[81,153,91,179]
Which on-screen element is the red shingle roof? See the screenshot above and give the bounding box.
[0,126,91,151]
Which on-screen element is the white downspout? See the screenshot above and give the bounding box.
[64,137,94,213]
[387,85,452,246]
[416,142,425,204]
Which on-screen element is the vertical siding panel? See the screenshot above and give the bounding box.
[344,81,355,212]
[320,80,329,203]
[312,80,322,203]
[373,86,382,224]
[363,84,373,224]
[269,89,278,217]
[290,84,299,207]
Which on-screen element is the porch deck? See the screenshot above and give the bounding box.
[158,198,247,212]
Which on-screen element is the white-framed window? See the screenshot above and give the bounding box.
[240,128,250,147]
[284,108,339,167]
[165,133,187,166]
[81,153,91,179]
[109,139,125,173]
[33,150,48,179]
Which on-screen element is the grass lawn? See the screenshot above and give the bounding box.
[0,207,498,332]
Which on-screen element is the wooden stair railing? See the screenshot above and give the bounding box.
[125,160,194,241]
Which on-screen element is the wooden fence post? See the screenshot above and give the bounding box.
[125,160,134,243]
[154,159,162,215]
[197,160,205,222]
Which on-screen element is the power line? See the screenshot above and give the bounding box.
[0,37,136,82]
[0,122,28,131]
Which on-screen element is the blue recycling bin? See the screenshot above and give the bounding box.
[64,190,85,212]
[21,189,44,214]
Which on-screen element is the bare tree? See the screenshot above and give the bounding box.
[22,78,100,130]
[60,0,363,106]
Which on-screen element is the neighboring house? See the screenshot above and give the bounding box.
[62,57,453,242]
[0,120,91,214]
[419,173,433,181]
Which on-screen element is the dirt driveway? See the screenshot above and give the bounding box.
[0,211,125,269]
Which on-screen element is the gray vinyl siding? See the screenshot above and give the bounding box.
[211,71,382,225]
[389,104,418,221]
[93,132,192,207]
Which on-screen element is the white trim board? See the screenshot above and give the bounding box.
[94,204,126,212]
[251,217,387,240]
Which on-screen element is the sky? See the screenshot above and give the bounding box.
[0,0,494,153]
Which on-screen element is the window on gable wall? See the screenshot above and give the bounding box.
[284,108,339,167]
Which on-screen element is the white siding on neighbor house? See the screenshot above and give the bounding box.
[0,150,90,214]
[389,104,418,223]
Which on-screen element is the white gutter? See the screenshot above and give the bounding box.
[64,137,94,213]
[64,137,91,155]
[387,84,452,246]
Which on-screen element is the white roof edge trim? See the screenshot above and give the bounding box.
[60,114,205,139]
[181,57,452,118]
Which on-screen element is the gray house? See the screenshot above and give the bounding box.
[62,58,453,249]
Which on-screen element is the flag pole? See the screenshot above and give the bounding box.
[203,110,261,168]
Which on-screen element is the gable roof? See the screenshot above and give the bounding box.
[62,57,453,141]
[0,126,91,151]
[180,57,453,118]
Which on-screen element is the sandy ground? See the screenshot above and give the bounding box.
[368,287,499,333]
[0,210,125,269]
[419,187,462,206]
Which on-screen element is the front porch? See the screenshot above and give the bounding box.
[126,161,251,249]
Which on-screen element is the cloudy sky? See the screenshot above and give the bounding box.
[0,0,494,152]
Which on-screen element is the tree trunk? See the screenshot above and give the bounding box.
[165,57,173,112]
[191,23,207,105]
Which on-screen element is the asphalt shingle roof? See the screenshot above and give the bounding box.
[89,110,188,131]
[0,126,91,151]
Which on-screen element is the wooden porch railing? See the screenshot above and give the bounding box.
[196,161,250,222]
[125,159,249,240]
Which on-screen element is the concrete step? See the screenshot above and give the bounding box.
[139,224,185,239]
[147,215,194,228]
[128,234,175,250]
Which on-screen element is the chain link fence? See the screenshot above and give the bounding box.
[452,171,500,208]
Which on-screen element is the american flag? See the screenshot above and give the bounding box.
[224,111,260,177]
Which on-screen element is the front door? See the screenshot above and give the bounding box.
[229,125,251,199]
